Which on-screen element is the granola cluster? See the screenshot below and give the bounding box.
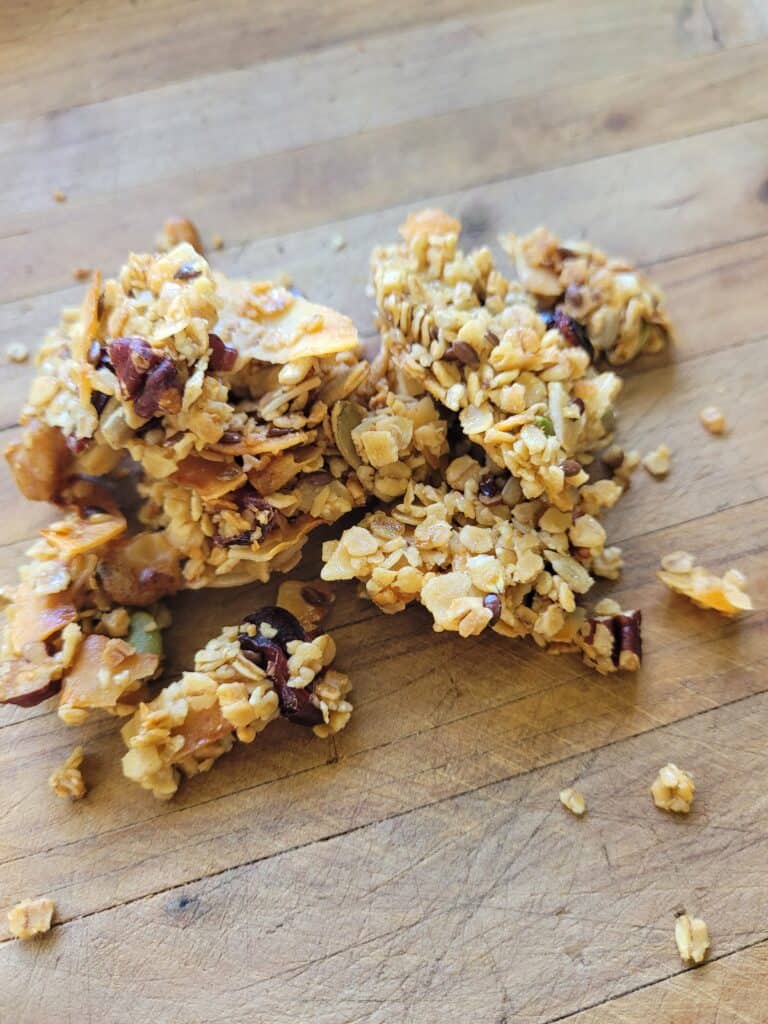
[324,210,651,672]
[0,506,175,717]
[121,605,351,799]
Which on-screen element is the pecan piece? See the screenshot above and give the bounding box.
[208,333,237,372]
[107,337,182,419]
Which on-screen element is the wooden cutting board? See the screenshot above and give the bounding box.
[0,1,767,1020]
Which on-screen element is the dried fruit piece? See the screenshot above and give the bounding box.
[651,763,695,813]
[543,310,594,361]
[675,914,710,965]
[207,333,238,372]
[7,898,54,939]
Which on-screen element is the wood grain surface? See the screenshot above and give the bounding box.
[1,2,767,1021]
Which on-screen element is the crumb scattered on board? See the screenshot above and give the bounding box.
[658,551,753,615]
[699,406,726,434]
[675,913,710,964]
[331,233,347,252]
[52,190,67,203]
[211,232,224,250]
[49,746,86,800]
[6,342,29,364]
[651,763,695,813]
[158,216,203,253]
[72,267,92,283]
[642,443,671,477]
[559,787,586,816]
[7,898,55,940]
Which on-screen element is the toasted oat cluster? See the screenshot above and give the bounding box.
[501,225,673,365]
[121,603,351,799]
[7,898,55,940]
[675,913,710,964]
[0,506,174,718]
[658,551,753,615]
[651,763,695,813]
[7,244,371,588]
[324,211,650,672]
[49,745,87,800]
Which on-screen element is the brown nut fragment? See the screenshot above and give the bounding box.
[5,420,72,502]
[160,216,203,253]
[108,337,182,419]
[208,333,238,372]
[96,532,182,607]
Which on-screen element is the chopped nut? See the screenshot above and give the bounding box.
[559,787,586,816]
[72,267,92,283]
[642,443,671,478]
[675,913,710,964]
[7,898,54,939]
[158,215,203,253]
[658,555,752,615]
[49,746,87,800]
[5,342,29,363]
[52,190,67,203]
[651,763,695,813]
[699,406,726,435]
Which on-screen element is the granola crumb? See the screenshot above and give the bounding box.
[675,913,710,964]
[559,787,586,816]
[331,233,347,252]
[699,406,726,435]
[52,190,67,203]
[6,342,29,363]
[211,232,224,251]
[72,267,91,283]
[651,763,695,813]
[7,898,55,939]
[158,216,203,254]
[49,746,87,800]
[642,443,671,478]
[658,554,752,615]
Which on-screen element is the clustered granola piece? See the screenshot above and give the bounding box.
[7,898,55,940]
[501,225,673,365]
[49,745,87,800]
[121,604,351,798]
[323,211,651,672]
[642,443,671,478]
[651,763,695,813]
[675,913,710,965]
[658,551,753,615]
[0,506,176,719]
[6,243,372,588]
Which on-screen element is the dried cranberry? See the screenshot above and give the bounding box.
[478,473,501,498]
[240,606,307,650]
[483,594,502,625]
[108,337,182,419]
[91,390,109,416]
[443,341,479,365]
[277,683,324,727]
[238,635,289,686]
[173,261,201,281]
[208,333,237,372]
[543,310,594,361]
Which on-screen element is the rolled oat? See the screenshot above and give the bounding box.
[49,745,86,800]
[7,898,54,939]
[675,913,710,964]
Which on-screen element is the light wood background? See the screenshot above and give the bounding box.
[1,2,767,1021]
